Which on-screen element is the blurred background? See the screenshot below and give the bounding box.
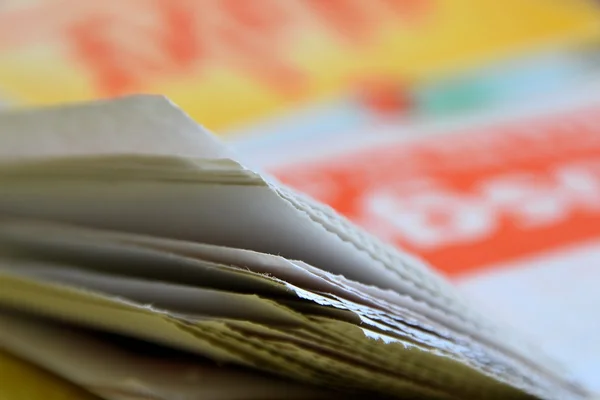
[1,0,600,393]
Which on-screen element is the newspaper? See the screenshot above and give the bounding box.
[0,96,592,399]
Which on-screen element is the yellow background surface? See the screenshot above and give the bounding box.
[0,0,598,131]
[0,350,98,400]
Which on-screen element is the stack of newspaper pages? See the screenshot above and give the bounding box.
[0,96,592,400]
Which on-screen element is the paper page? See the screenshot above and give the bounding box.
[0,312,340,400]
[0,272,243,365]
[0,95,234,161]
[0,218,293,299]
[0,256,305,326]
